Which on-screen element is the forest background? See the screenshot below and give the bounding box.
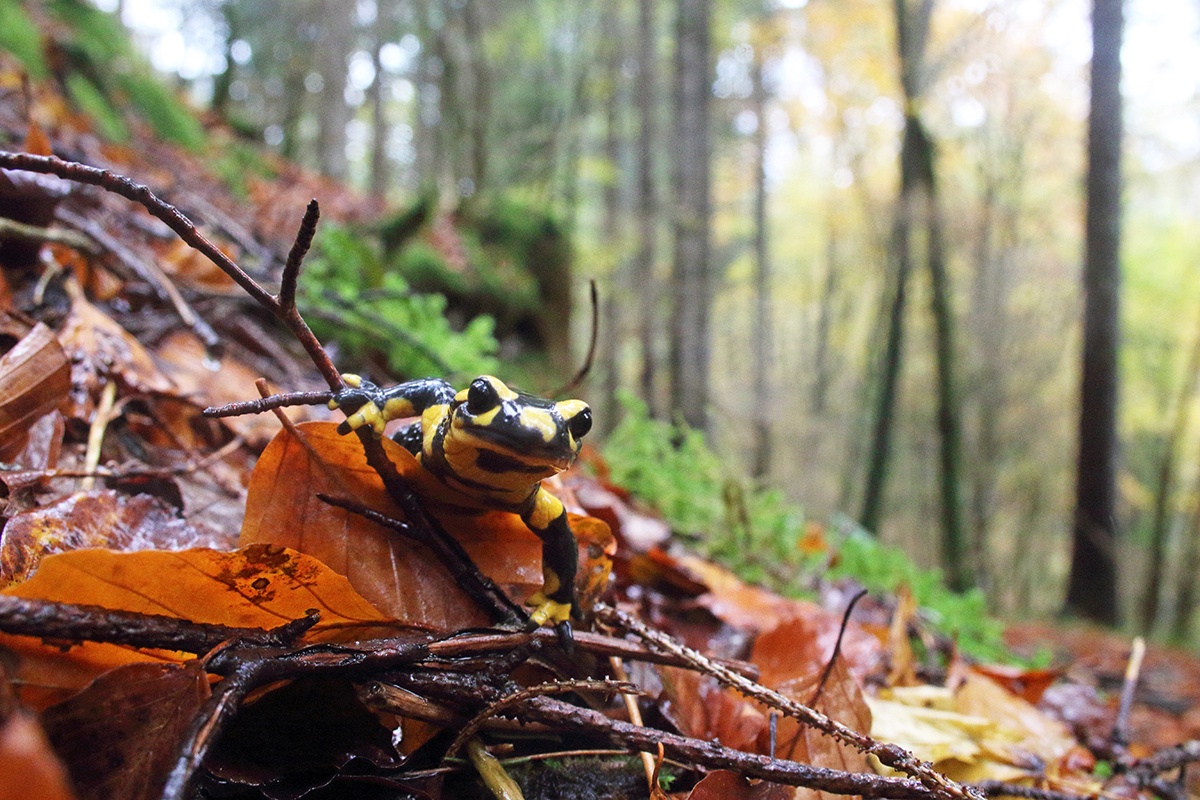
[7,0,1200,644]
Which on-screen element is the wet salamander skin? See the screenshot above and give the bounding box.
[331,374,592,629]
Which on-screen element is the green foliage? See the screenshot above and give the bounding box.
[63,72,128,141]
[299,224,499,382]
[825,517,1014,663]
[0,0,48,79]
[31,0,206,149]
[602,392,1016,662]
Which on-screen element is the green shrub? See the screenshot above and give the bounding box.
[601,392,1016,662]
[299,224,498,382]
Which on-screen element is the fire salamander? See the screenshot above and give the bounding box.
[330,374,592,635]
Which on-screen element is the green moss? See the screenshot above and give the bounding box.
[0,0,49,78]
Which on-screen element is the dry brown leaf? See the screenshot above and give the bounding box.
[153,330,310,446]
[155,238,238,293]
[57,283,175,417]
[0,544,393,708]
[241,421,612,630]
[686,770,793,800]
[0,490,234,587]
[40,661,209,800]
[0,323,70,461]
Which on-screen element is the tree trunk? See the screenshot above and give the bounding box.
[635,0,660,418]
[368,1,392,197]
[598,2,627,434]
[463,0,489,194]
[1064,0,1124,626]
[750,48,772,478]
[669,0,713,432]
[860,184,912,534]
[1139,318,1200,632]
[811,224,838,415]
[923,128,968,591]
[315,0,354,180]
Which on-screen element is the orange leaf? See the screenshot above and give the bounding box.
[241,422,612,630]
[0,545,393,707]
[153,330,310,447]
[0,710,77,800]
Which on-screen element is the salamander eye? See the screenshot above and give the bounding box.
[466,377,500,415]
[567,407,592,440]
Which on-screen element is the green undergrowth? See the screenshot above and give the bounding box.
[601,391,1015,664]
[299,224,499,382]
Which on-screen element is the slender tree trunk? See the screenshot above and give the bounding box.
[1064,0,1124,625]
[750,49,772,478]
[861,188,912,534]
[1170,464,1200,642]
[315,0,354,180]
[811,224,838,415]
[924,131,968,590]
[368,1,392,197]
[211,3,240,117]
[599,3,627,434]
[463,0,489,194]
[669,0,713,432]
[635,0,660,417]
[1140,305,1200,631]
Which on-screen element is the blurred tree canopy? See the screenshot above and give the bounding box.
[7,0,1200,636]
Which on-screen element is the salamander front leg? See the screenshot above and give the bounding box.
[523,488,579,647]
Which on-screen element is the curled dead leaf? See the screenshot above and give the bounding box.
[0,323,69,461]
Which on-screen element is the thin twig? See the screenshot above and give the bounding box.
[809,588,869,707]
[1112,637,1145,750]
[0,215,96,251]
[446,679,639,759]
[0,151,340,388]
[595,603,984,800]
[55,206,221,348]
[972,781,1092,800]
[279,199,319,310]
[202,389,335,418]
[0,596,318,653]
[548,279,598,397]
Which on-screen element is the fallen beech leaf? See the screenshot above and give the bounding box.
[953,672,1077,771]
[0,323,70,461]
[241,422,611,630]
[57,283,175,417]
[686,770,792,800]
[660,616,873,800]
[970,663,1062,705]
[156,238,238,293]
[759,658,873,800]
[869,674,1091,787]
[660,666,769,754]
[40,661,209,800]
[153,330,311,446]
[0,709,77,800]
[0,544,394,707]
[0,411,64,495]
[0,490,234,587]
